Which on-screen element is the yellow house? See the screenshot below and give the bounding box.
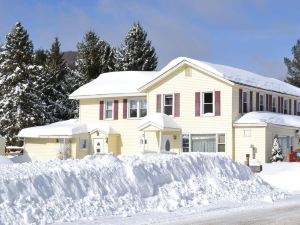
[18,57,300,163]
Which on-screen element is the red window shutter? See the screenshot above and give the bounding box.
[266,94,269,111]
[289,99,292,115]
[269,95,272,112]
[215,91,221,116]
[123,99,127,119]
[256,93,259,111]
[156,94,161,113]
[278,96,281,113]
[99,101,104,120]
[294,100,297,115]
[174,93,180,117]
[114,100,118,120]
[195,92,200,116]
[239,89,242,113]
[250,91,253,112]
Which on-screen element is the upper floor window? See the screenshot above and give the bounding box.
[105,100,113,119]
[242,91,248,113]
[129,99,147,118]
[164,94,173,116]
[259,95,264,111]
[272,96,277,112]
[284,99,288,114]
[297,100,300,116]
[203,92,214,115]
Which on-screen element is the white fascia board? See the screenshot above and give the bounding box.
[69,92,147,100]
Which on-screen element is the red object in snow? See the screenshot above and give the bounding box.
[289,149,300,162]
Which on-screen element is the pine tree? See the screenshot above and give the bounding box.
[0,22,46,145]
[271,136,284,162]
[284,40,300,87]
[76,31,115,82]
[41,37,77,123]
[116,22,158,71]
[34,49,48,66]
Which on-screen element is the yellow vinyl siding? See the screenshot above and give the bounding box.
[234,126,267,163]
[146,66,234,157]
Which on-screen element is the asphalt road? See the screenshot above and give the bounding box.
[168,198,300,225]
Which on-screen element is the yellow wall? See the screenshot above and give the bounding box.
[146,66,234,158]
[0,138,5,155]
[234,126,267,163]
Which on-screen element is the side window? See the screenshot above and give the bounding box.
[203,92,214,114]
[242,91,248,113]
[218,134,225,152]
[139,99,147,117]
[259,95,264,111]
[297,101,300,116]
[272,96,276,112]
[284,99,288,114]
[182,134,190,152]
[164,94,173,116]
[105,100,113,119]
[129,100,138,118]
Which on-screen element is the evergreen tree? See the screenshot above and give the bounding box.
[76,31,115,82]
[116,22,158,71]
[41,37,77,123]
[284,40,300,87]
[34,49,48,66]
[0,22,45,145]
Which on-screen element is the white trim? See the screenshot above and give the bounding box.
[69,92,147,99]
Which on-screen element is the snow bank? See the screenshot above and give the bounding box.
[0,156,13,164]
[0,153,285,224]
[259,162,300,194]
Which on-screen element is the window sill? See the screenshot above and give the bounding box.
[201,113,215,117]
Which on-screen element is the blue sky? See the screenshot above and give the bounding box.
[0,0,300,80]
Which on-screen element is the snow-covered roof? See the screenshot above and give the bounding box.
[18,119,116,138]
[69,71,158,99]
[69,57,300,99]
[140,57,300,97]
[234,112,300,128]
[138,113,181,131]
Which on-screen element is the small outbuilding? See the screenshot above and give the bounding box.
[0,136,6,155]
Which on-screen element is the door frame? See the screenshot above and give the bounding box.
[161,135,173,152]
[93,138,104,154]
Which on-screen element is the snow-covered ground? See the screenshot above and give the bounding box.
[0,153,285,225]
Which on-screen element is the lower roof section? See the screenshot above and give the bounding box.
[138,113,181,131]
[18,119,117,138]
[234,112,300,129]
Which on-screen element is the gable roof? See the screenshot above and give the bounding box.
[69,57,300,99]
[139,57,300,97]
[234,112,300,128]
[69,71,157,99]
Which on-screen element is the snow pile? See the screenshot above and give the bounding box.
[259,162,300,194]
[0,153,285,224]
[234,111,300,128]
[0,156,13,164]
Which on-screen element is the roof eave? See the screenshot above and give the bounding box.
[69,92,147,99]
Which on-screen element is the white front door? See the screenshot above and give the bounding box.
[93,138,104,154]
[161,135,173,152]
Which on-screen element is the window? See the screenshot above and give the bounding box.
[272,96,277,112]
[217,134,225,152]
[242,92,248,113]
[191,134,216,152]
[129,100,138,118]
[259,95,264,111]
[128,99,147,118]
[203,92,214,114]
[80,139,88,150]
[140,99,147,117]
[284,99,288,114]
[105,100,113,119]
[297,101,300,116]
[182,134,190,152]
[164,94,173,116]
